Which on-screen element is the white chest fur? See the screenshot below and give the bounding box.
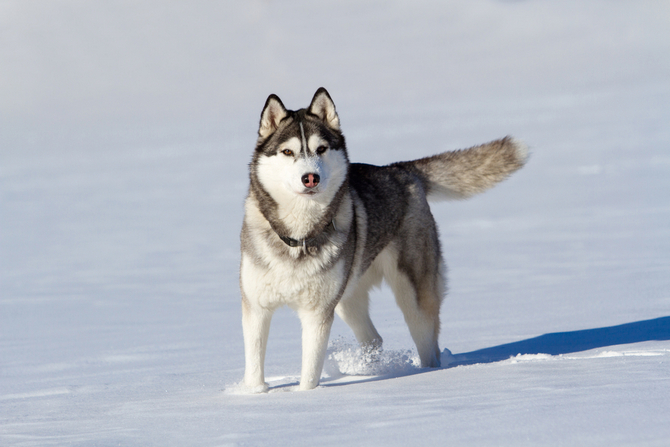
[240,251,346,310]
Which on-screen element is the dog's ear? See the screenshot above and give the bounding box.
[308,87,340,130]
[259,94,288,139]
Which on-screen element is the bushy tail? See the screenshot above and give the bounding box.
[396,136,528,200]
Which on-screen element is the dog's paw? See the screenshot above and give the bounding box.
[232,381,268,394]
[298,381,319,391]
[223,380,269,395]
[248,382,269,393]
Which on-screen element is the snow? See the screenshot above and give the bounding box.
[1,0,669,445]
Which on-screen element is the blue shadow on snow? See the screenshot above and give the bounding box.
[449,315,670,367]
[319,316,669,388]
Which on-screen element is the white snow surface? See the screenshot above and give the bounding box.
[2,1,670,446]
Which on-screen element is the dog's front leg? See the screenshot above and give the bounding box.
[241,299,273,393]
[297,307,335,390]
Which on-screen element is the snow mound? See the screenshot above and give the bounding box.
[508,353,554,363]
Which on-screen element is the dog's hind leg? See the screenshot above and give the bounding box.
[335,275,383,349]
[389,274,442,367]
[241,299,274,392]
[381,247,444,368]
[296,307,335,390]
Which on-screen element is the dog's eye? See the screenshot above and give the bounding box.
[281,149,294,156]
[316,145,327,154]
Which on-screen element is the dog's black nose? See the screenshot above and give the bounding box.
[301,173,320,188]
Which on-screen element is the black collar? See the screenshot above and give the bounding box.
[277,221,336,250]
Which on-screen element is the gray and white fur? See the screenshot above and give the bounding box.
[240,88,527,392]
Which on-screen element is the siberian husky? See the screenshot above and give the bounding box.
[240,88,527,391]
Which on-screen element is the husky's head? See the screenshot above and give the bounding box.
[251,88,349,218]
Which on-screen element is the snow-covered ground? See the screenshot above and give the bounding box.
[2,1,669,445]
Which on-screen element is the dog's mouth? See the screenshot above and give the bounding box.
[300,189,319,196]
